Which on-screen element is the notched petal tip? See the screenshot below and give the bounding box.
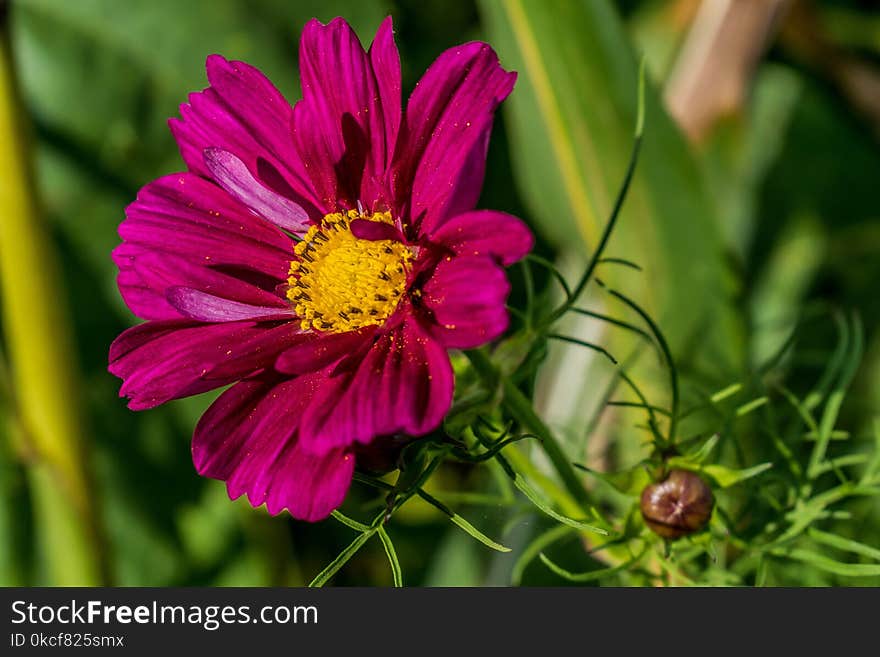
[300,15,359,47]
[304,15,352,29]
[371,15,396,43]
[193,378,355,522]
[395,38,519,235]
[429,210,533,266]
[204,52,228,72]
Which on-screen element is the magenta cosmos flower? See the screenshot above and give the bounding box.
[109,17,532,521]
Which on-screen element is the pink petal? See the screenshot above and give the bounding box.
[203,322,305,380]
[369,17,402,175]
[121,173,293,280]
[293,17,398,209]
[421,255,511,349]
[193,376,354,521]
[275,327,375,375]
[290,102,341,212]
[109,320,294,410]
[203,148,310,234]
[114,246,287,321]
[166,286,294,322]
[391,42,516,236]
[349,218,404,242]
[170,55,321,217]
[428,210,533,266]
[299,320,454,452]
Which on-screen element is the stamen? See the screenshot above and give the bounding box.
[286,209,413,333]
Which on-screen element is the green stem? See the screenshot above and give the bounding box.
[542,60,645,328]
[0,20,104,584]
[465,349,593,510]
[603,286,679,445]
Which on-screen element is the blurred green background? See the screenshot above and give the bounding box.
[0,0,878,586]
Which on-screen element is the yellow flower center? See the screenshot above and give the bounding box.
[287,210,413,333]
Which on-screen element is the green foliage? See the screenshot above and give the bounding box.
[1,0,878,587]
[309,527,378,588]
[478,0,739,362]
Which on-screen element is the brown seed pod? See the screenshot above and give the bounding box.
[640,469,714,539]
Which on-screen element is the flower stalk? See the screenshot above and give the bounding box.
[0,20,104,584]
[542,58,645,328]
[465,348,594,511]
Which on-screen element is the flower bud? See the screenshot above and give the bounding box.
[640,469,714,539]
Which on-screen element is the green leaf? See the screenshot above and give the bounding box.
[772,547,880,578]
[513,475,608,534]
[331,510,372,533]
[803,430,849,442]
[709,383,742,404]
[735,396,769,417]
[755,557,771,587]
[777,384,820,434]
[687,434,719,465]
[574,462,652,497]
[772,483,880,546]
[805,311,851,412]
[449,514,511,553]
[539,550,641,583]
[415,487,512,553]
[809,454,870,477]
[309,529,376,588]
[808,313,864,479]
[377,527,403,587]
[511,525,574,585]
[861,418,880,484]
[663,455,774,489]
[702,462,773,488]
[808,528,880,562]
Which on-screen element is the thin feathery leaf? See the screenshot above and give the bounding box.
[415,488,511,553]
[511,525,575,585]
[309,530,376,588]
[539,548,644,583]
[377,526,403,587]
